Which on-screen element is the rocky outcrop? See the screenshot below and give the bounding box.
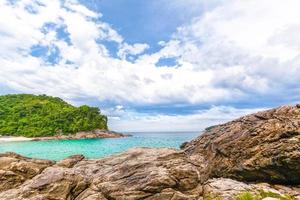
[0,105,300,199]
[32,129,130,141]
[0,150,299,200]
[0,152,54,192]
[0,148,202,200]
[183,105,300,184]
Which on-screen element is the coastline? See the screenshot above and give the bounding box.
[0,130,130,143]
[0,136,34,143]
[0,105,299,199]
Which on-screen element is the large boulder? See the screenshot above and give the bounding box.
[0,148,202,200]
[183,105,300,184]
[0,152,54,192]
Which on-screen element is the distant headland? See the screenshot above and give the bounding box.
[0,94,128,141]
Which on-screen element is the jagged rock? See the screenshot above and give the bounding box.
[0,152,54,192]
[0,148,202,200]
[184,105,300,184]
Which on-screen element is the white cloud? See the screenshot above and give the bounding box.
[1,0,300,131]
[142,0,300,99]
[117,43,149,60]
[64,0,100,18]
[108,106,266,132]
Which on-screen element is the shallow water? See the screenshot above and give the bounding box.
[0,132,200,160]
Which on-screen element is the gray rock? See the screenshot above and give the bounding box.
[0,152,54,192]
[184,105,300,184]
[0,148,202,200]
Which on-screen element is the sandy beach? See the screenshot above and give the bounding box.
[0,130,128,143]
[0,136,34,143]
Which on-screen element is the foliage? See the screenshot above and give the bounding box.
[0,94,107,137]
[235,192,260,200]
[234,190,295,200]
[259,190,295,200]
[204,195,222,200]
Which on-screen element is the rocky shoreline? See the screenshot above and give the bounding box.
[32,129,130,141]
[0,130,130,143]
[0,105,299,199]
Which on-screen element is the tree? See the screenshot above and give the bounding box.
[0,94,108,137]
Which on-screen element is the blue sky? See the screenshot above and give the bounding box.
[81,0,204,44]
[1,0,300,131]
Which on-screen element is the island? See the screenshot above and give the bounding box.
[0,104,299,199]
[0,94,128,141]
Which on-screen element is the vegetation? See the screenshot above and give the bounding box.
[234,191,295,200]
[204,195,222,200]
[204,190,295,200]
[0,94,107,137]
[235,192,260,200]
[258,190,294,200]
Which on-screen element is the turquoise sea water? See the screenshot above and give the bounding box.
[0,132,200,160]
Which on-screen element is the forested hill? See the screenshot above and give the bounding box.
[0,94,107,137]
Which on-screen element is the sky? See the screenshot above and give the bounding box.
[1,0,300,132]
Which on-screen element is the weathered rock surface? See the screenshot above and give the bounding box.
[183,105,300,184]
[203,178,300,200]
[0,148,202,200]
[0,152,54,192]
[0,151,299,200]
[0,105,300,199]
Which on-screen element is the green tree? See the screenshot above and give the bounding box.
[0,94,108,137]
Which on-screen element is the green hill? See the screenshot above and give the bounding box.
[0,94,107,137]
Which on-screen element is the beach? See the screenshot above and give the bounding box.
[0,130,129,144]
[0,136,34,143]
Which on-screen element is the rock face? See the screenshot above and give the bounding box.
[0,151,299,200]
[0,148,202,200]
[0,105,300,199]
[183,105,300,184]
[0,152,54,192]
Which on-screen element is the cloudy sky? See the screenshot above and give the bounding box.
[1,0,300,132]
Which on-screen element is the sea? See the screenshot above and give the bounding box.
[0,132,200,160]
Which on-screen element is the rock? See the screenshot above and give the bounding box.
[0,152,54,192]
[32,129,130,141]
[0,148,202,200]
[203,178,254,199]
[56,155,85,168]
[0,166,90,200]
[184,105,300,184]
[180,141,188,149]
[203,178,300,200]
[0,147,299,200]
[75,188,107,200]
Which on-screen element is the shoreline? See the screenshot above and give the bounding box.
[0,105,299,199]
[0,130,130,143]
[0,136,34,143]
